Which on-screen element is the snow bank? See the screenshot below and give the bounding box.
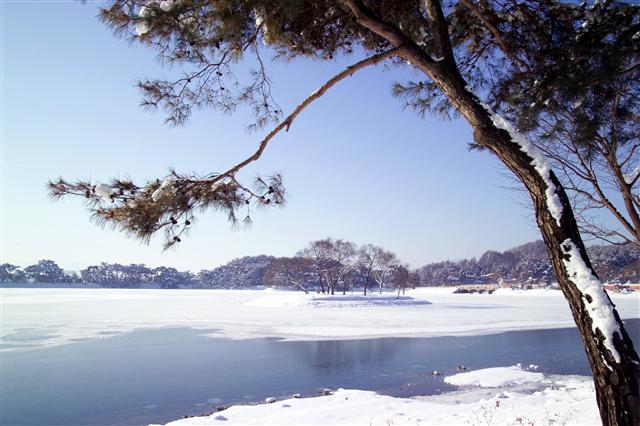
[408,286,458,295]
[157,369,599,426]
[493,288,562,296]
[242,292,310,308]
[444,365,545,388]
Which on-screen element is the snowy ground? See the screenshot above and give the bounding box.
[1,287,638,351]
[159,365,600,426]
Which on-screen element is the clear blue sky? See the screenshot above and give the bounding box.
[1,1,544,272]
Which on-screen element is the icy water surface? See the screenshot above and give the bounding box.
[2,319,638,425]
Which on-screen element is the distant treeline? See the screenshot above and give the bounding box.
[0,261,193,288]
[2,240,638,290]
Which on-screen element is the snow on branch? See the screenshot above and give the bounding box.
[481,104,564,226]
[561,239,622,364]
[624,165,640,186]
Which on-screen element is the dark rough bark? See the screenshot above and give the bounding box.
[341,1,640,424]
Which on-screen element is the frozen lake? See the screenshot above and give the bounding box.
[2,287,639,348]
[1,287,638,425]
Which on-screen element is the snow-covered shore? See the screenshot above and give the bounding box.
[158,365,599,425]
[1,287,638,351]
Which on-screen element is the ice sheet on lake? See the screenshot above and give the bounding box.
[1,287,638,351]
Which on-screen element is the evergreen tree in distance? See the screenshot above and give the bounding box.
[48,1,639,423]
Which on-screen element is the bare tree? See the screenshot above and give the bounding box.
[371,247,398,295]
[408,269,421,290]
[391,264,410,299]
[529,81,640,246]
[356,244,378,295]
[323,239,357,295]
[299,239,334,294]
[340,267,357,295]
[264,257,313,293]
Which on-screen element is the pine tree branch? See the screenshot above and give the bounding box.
[49,47,398,247]
[207,46,399,186]
[458,0,527,69]
[340,0,439,66]
[423,0,454,63]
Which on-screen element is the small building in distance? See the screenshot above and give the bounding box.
[603,283,640,293]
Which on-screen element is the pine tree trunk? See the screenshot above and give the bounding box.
[390,48,640,426]
[440,64,640,426]
[399,45,640,426]
[497,145,640,426]
[339,4,639,422]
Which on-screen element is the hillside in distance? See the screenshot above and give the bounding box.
[197,241,639,289]
[417,241,639,286]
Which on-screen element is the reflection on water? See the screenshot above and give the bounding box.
[289,338,401,368]
[1,319,638,426]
